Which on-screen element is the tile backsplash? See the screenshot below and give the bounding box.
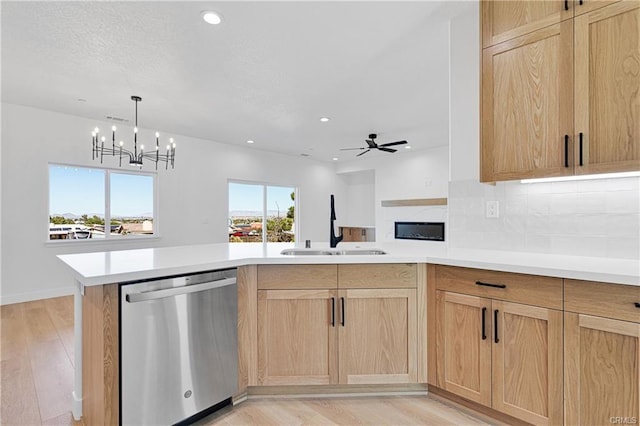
[448,178,640,259]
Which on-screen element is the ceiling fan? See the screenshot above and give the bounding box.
[340,133,407,157]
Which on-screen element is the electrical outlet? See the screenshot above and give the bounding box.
[486,201,499,218]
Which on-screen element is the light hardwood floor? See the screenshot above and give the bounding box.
[1,296,492,426]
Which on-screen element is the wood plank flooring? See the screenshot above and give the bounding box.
[1,296,493,426]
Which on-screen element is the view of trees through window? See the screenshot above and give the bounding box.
[49,164,155,240]
[228,182,295,243]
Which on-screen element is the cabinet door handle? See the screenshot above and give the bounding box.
[579,0,583,5]
[634,302,640,309]
[564,0,569,10]
[331,297,335,327]
[340,297,345,326]
[476,281,507,289]
[494,309,500,344]
[579,132,584,166]
[564,135,569,167]
[482,307,487,340]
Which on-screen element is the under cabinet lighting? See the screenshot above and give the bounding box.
[521,171,640,183]
[246,140,254,144]
[320,117,330,122]
[202,11,222,25]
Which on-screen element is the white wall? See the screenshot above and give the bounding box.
[336,146,449,242]
[449,4,479,183]
[0,103,347,304]
[337,170,375,227]
[447,5,640,258]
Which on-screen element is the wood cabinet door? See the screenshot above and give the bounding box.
[492,301,563,425]
[565,312,640,426]
[435,291,492,407]
[573,0,623,17]
[338,288,417,384]
[482,0,572,48]
[257,289,337,385]
[574,1,640,175]
[482,21,574,182]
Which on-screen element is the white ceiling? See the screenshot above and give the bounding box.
[1,1,472,162]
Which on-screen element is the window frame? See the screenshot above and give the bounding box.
[46,162,159,244]
[227,179,298,243]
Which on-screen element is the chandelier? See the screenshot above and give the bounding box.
[91,96,176,169]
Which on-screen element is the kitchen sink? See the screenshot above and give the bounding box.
[280,248,386,256]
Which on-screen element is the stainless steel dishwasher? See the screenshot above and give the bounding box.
[121,268,238,425]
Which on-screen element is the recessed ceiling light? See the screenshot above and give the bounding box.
[246,140,254,144]
[202,11,222,25]
[332,157,338,161]
[319,117,330,122]
[405,145,412,149]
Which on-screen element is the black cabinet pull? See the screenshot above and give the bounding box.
[482,307,487,340]
[579,132,584,166]
[494,310,500,343]
[579,0,583,5]
[476,281,507,289]
[564,0,569,10]
[340,297,345,326]
[331,297,335,327]
[634,302,640,309]
[564,135,569,167]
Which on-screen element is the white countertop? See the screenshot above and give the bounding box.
[57,241,640,287]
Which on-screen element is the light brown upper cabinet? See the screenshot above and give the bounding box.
[481,0,639,182]
[574,2,640,174]
[482,0,621,48]
[482,0,572,48]
[482,21,574,181]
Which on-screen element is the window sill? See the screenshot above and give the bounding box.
[45,235,161,247]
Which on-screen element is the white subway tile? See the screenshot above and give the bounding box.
[606,237,640,259]
[605,191,640,214]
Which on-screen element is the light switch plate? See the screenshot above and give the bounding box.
[486,201,499,218]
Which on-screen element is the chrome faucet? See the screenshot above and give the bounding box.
[330,194,343,248]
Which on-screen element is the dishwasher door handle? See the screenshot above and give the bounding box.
[125,277,237,303]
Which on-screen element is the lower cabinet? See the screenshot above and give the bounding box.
[257,289,338,385]
[432,265,564,425]
[564,279,640,426]
[339,288,417,384]
[255,264,421,386]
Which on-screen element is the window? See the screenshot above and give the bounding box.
[48,164,156,241]
[228,181,296,243]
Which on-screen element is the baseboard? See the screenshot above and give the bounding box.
[247,383,428,399]
[0,286,74,305]
[428,386,532,426]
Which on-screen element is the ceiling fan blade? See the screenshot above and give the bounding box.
[378,147,397,153]
[379,140,407,147]
[356,149,371,157]
[340,147,366,151]
[365,139,377,148]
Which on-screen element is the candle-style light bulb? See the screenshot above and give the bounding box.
[134,127,138,133]
[112,125,117,132]
[91,131,96,137]
[166,145,170,150]
[140,144,144,150]
[101,136,106,142]
[155,145,159,150]
[155,132,160,138]
[172,143,176,148]
[119,141,124,146]
[94,127,99,133]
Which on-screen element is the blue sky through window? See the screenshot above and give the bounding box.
[49,165,153,217]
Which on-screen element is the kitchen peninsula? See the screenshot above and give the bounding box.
[58,242,639,425]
